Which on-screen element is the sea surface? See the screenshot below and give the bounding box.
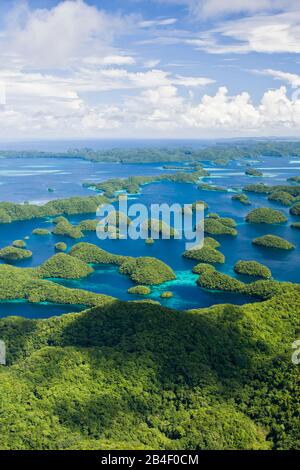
[0,152,299,317]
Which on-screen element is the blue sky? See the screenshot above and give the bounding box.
[0,0,300,139]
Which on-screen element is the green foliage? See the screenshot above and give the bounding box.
[145,238,155,245]
[232,194,251,205]
[79,219,99,231]
[12,240,26,248]
[197,270,244,292]
[290,202,300,215]
[52,220,84,239]
[119,257,176,285]
[70,242,126,265]
[183,243,225,265]
[245,167,263,177]
[0,194,109,224]
[37,254,94,279]
[0,264,114,308]
[291,222,300,229]
[0,209,12,223]
[246,208,288,224]
[32,228,51,236]
[204,218,237,236]
[70,243,175,285]
[128,286,151,295]
[253,235,295,250]
[0,280,299,449]
[268,191,294,206]
[0,246,32,261]
[55,242,67,252]
[160,291,174,299]
[287,176,300,183]
[192,263,216,275]
[234,261,272,279]
[198,183,227,192]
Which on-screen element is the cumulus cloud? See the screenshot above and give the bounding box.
[1,0,134,68]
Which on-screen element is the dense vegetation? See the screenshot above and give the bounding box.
[70,243,176,285]
[232,194,251,205]
[128,286,151,295]
[0,194,108,224]
[32,228,51,236]
[0,246,33,261]
[290,202,300,215]
[52,219,84,239]
[12,240,26,248]
[85,169,208,198]
[0,285,299,449]
[252,235,295,250]
[246,208,288,224]
[119,257,176,285]
[234,260,272,279]
[245,168,263,177]
[183,238,225,264]
[204,217,237,236]
[55,242,67,252]
[37,253,94,279]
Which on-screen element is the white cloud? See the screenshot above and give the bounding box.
[191,11,300,54]
[139,18,178,28]
[156,0,299,19]
[1,0,134,68]
[253,69,300,88]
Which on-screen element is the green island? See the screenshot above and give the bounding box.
[128,286,151,295]
[12,240,26,248]
[32,228,51,236]
[160,291,173,299]
[5,140,300,163]
[267,190,295,206]
[183,238,225,264]
[0,246,33,262]
[252,235,295,250]
[55,242,67,252]
[245,167,263,177]
[0,194,109,224]
[198,183,227,192]
[287,176,300,183]
[291,222,300,229]
[204,217,237,236]
[37,253,94,279]
[245,207,288,224]
[85,169,209,198]
[234,260,272,279]
[52,218,84,239]
[79,219,99,232]
[232,194,251,205]
[70,242,176,285]
[196,267,295,300]
[290,202,300,215]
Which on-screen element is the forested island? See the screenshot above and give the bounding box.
[2,140,300,163]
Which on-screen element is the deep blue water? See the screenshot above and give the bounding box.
[0,301,84,319]
[0,154,299,316]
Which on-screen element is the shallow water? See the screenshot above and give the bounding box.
[0,301,84,319]
[0,154,299,316]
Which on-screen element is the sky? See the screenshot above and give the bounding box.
[0,0,300,140]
